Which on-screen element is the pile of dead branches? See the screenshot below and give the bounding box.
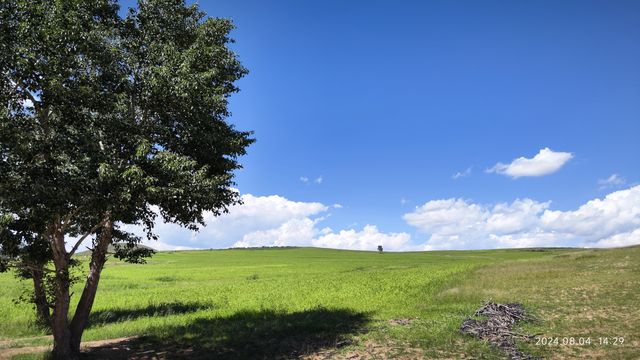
[460,302,539,360]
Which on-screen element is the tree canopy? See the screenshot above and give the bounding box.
[0,0,253,358]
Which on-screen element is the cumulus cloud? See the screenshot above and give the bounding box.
[151,241,197,251]
[404,185,640,250]
[404,199,487,237]
[234,221,411,251]
[313,225,411,251]
[540,187,640,242]
[119,194,327,250]
[487,148,573,178]
[102,185,640,251]
[121,193,407,251]
[206,194,327,228]
[234,218,319,248]
[300,176,309,183]
[590,229,640,248]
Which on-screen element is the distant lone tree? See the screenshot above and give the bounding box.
[0,1,253,358]
[378,245,383,253]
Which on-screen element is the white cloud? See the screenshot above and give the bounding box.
[120,193,406,252]
[452,167,472,180]
[88,186,640,252]
[151,241,197,251]
[404,185,640,250]
[120,195,328,250]
[598,173,626,189]
[404,198,487,237]
[313,225,411,251]
[486,199,550,234]
[234,220,412,252]
[487,147,573,178]
[234,218,319,248]
[540,187,640,241]
[192,194,328,245]
[300,176,323,185]
[590,229,640,248]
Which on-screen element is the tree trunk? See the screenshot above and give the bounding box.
[49,223,74,360]
[51,270,72,359]
[69,217,112,353]
[31,266,51,330]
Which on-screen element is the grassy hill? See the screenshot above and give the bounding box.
[0,247,638,359]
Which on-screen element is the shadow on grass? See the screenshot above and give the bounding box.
[82,307,370,359]
[88,301,214,328]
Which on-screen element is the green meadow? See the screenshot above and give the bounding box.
[1,246,638,359]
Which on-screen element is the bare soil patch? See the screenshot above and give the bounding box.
[387,318,416,326]
[0,337,137,360]
[304,340,424,360]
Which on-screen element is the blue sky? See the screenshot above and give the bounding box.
[121,0,640,251]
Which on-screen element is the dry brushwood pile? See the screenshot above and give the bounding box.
[460,302,539,360]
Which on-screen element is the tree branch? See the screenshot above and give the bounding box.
[60,208,81,232]
[67,219,108,258]
[6,262,55,274]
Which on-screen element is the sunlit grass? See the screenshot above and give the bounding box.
[0,246,637,358]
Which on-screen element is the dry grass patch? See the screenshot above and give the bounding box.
[449,248,640,359]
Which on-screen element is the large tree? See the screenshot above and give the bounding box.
[0,0,254,358]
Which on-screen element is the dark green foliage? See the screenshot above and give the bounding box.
[0,0,253,356]
[0,0,253,238]
[111,230,155,264]
[0,0,252,273]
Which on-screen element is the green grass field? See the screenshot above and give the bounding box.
[1,246,638,359]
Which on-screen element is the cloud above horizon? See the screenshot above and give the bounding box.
[119,186,640,252]
[313,225,411,251]
[122,193,409,251]
[403,185,640,250]
[487,148,573,178]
